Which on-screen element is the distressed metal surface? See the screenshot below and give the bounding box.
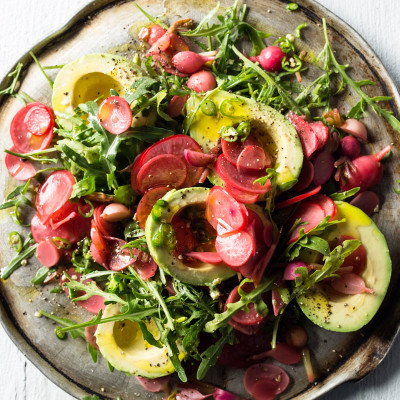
[0,0,399,399]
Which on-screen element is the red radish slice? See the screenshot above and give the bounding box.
[171,216,196,256]
[137,154,187,193]
[133,252,158,280]
[184,149,215,167]
[287,112,319,159]
[50,210,77,230]
[237,145,270,173]
[61,268,106,314]
[305,194,337,221]
[336,235,367,274]
[215,155,271,194]
[275,185,321,210]
[148,25,167,45]
[244,363,290,396]
[271,288,285,316]
[136,376,170,393]
[85,325,99,350]
[340,119,368,142]
[263,221,273,247]
[350,191,379,216]
[215,230,255,267]
[331,273,374,294]
[251,238,279,284]
[108,237,138,271]
[283,261,308,281]
[313,151,335,186]
[167,95,189,118]
[213,388,242,400]
[250,379,280,400]
[185,252,223,264]
[175,389,210,400]
[36,240,60,267]
[224,184,259,204]
[10,103,54,153]
[221,136,260,166]
[229,318,264,336]
[5,147,36,180]
[90,221,108,268]
[140,134,203,187]
[206,186,248,235]
[309,121,329,150]
[136,186,170,229]
[293,158,314,193]
[35,170,75,223]
[94,204,117,237]
[247,209,265,235]
[98,96,132,134]
[250,342,301,365]
[24,104,54,136]
[288,203,326,244]
[198,168,210,184]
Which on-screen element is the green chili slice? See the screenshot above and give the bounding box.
[200,100,217,116]
[78,199,94,218]
[281,55,303,73]
[219,125,239,142]
[52,237,72,249]
[151,199,168,222]
[9,231,22,253]
[219,98,245,118]
[236,121,251,141]
[287,3,299,11]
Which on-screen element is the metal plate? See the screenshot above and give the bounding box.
[1,0,399,399]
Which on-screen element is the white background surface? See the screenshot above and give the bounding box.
[0,1,399,399]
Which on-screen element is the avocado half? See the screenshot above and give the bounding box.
[186,90,303,191]
[145,187,236,285]
[95,304,183,378]
[297,201,391,332]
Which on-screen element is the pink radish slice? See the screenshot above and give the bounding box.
[186,70,217,93]
[237,145,271,173]
[133,252,158,280]
[36,240,60,267]
[61,268,106,314]
[287,112,319,159]
[251,237,279,284]
[205,186,248,235]
[272,289,285,317]
[250,379,280,400]
[5,148,36,180]
[244,363,290,397]
[215,155,271,194]
[31,214,75,245]
[283,261,308,281]
[292,157,314,193]
[185,252,223,264]
[172,216,196,256]
[136,186,170,229]
[336,235,367,274]
[213,388,242,400]
[184,149,215,167]
[50,210,77,230]
[108,238,138,271]
[90,222,108,268]
[221,136,260,166]
[313,151,335,186]
[224,184,259,204]
[288,203,326,244]
[331,273,374,294]
[131,155,143,194]
[167,95,189,118]
[263,221,273,247]
[275,185,321,210]
[137,154,187,193]
[257,46,285,72]
[136,376,171,393]
[306,194,337,221]
[339,136,361,159]
[198,168,209,184]
[229,318,264,336]
[85,325,99,350]
[340,119,368,142]
[250,342,301,365]
[172,51,216,74]
[215,230,255,267]
[93,204,117,237]
[175,389,211,400]
[350,191,379,216]
[309,121,329,150]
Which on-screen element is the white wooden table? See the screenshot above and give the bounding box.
[0,1,399,399]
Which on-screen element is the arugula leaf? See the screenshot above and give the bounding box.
[329,187,360,201]
[31,266,57,285]
[87,343,98,363]
[39,310,86,340]
[138,321,163,348]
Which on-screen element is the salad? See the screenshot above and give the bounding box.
[0,1,396,399]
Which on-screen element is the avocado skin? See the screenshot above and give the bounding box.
[297,201,391,333]
[145,187,236,286]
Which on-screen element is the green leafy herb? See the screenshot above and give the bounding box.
[329,187,360,201]
[30,52,53,89]
[31,266,57,285]
[0,62,26,104]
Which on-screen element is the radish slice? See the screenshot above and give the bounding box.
[130,154,143,194]
[136,376,171,393]
[137,154,187,193]
[350,191,379,216]
[215,230,255,267]
[5,147,36,181]
[263,221,274,247]
[275,185,321,210]
[340,119,368,142]
[61,268,106,314]
[336,235,367,274]
[292,157,314,193]
[309,121,329,150]
[184,149,215,167]
[237,145,270,173]
[250,342,301,365]
[250,379,280,400]
[175,389,211,400]
[224,184,259,204]
[272,288,285,316]
[94,204,117,237]
[244,364,290,398]
[305,194,337,221]
[167,95,189,118]
[215,155,271,194]
[108,238,138,271]
[206,186,248,235]
[251,237,279,284]
[287,112,319,159]
[228,318,264,336]
[313,150,335,186]
[171,216,196,256]
[98,96,132,134]
[132,252,158,280]
[90,221,108,268]
[185,252,223,264]
[24,104,54,136]
[136,186,170,229]
[36,240,60,267]
[84,325,99,350]
[288,203,326,243]
[221,136,260,166]
[331,273,375,294]
[283,261,308,281]
[213,388,242,400]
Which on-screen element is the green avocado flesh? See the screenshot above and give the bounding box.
[145,187,236,286]
[186,90,303,191]
[297,201,391,333]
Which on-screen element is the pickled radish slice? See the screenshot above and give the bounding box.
[206,186,248,235]
[306,194,337,221]
[175,389,210,400]
[185,252,223,264]
[250,379,280,400]
[293,157,314,192]
[237,145,271,173]
[283,261,308,281]
[263,221,273,247]
[94,204,117,237]
[184,149,215,167]
[250,237,279,284]
[5,147,36,180]
[136,376,170,393]
[288,112,319,159]
[108,238,138,271]
[250,342,301,365]
[275,185,321,210]
[313,150,335,186]
[84,325,99,350]
[136,186,170,229]
[172,216,196,256]
[90,221,108,268]
[36,240,60,267]
[24,104,54,136]
[309,121,329,150]
[167,95,189,118]
[331,273,375,294]
[221,136,260,166]
[131,154,143,194]
[132,252,158,280]
[224,184,259,204]
[137,154,187,192]
[272,289,285,316]
[350,191,380,216]
[215,155,271,194]
[336,235,367,274]
[340,118,368,142]
[215,230,255,267]
[98,96,132,134]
